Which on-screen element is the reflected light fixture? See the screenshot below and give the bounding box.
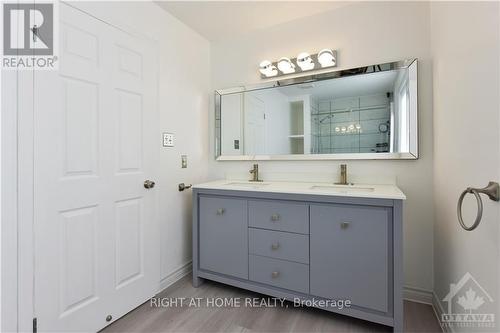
[318,49,336,68]
[259,60,278,77]
[296,52,315,71]
[277,57,296,74]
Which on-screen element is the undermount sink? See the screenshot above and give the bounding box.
[224,181,271,188]
[309,185,375,193]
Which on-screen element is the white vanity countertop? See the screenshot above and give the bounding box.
[193,180,406,200]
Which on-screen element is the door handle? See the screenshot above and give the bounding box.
[144,180,156,189]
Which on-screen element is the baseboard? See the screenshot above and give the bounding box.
[404,286,434,304]
[158,261,192,293]
[404,287,446,332]
[432,291,452,333]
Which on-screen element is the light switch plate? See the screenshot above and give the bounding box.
[163,133,174,147]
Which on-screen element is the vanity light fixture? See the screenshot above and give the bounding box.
[318,49,336,68]
[296,52,315,71]
[258,48,337,79]
[277,57,296,74]
[259,60,278,77]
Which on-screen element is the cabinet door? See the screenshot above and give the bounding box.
[199,196,248,279]
[310,204,391,313]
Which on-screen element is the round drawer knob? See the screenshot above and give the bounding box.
[271,242,280,250]
[216,208,225,215]
[271,214,280,222]
[271,271,280,279]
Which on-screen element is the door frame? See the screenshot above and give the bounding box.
[1,62,22,333]
[1,2,161,331]
[1,28,35,333]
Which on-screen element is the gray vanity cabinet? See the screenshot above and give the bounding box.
[193,188,403,332]
[310,204,391,313]
[198,196,248,279]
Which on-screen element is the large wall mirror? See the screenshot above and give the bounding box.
[215,59,418,160]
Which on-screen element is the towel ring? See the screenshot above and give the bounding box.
[457,181,500,231]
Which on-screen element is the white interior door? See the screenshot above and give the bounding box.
[244,95,266,155]
[34,4,159,331]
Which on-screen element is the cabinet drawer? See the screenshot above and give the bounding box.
[249,200,309,234]
[310,204,391,313]
[249,228,309,264]
[249,255,309,294]
[199,196,248,279]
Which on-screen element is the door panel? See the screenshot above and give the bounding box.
[62,78,99,176]
[244,95,266,155]
[115,198,143,289]
[116,90,143,171]
[34,4,159,331]
[59,206,99,315]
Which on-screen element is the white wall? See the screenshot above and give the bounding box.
[431,2,500,329]
[209,1,434,292]
[74,1,211,285]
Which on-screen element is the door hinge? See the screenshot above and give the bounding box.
[33,317,37,333]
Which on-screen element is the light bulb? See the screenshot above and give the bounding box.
[341,126,347,133]
[348,124,355,132]
[259,60,278,77]
[297,52,315,71]
[318,49,336,68]
[335,127,340,133]
[277,57,296,74]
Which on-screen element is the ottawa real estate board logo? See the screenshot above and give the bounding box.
[441,272,495,329]
[2,1,58,69]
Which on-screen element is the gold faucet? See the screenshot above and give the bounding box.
[335,164,349,185]
[249,164,263,182]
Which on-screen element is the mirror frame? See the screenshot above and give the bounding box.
[215,59,418,161]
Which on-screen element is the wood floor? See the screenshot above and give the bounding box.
[101,275,442,333]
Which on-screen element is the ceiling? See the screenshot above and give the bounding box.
[155,1,351,42]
